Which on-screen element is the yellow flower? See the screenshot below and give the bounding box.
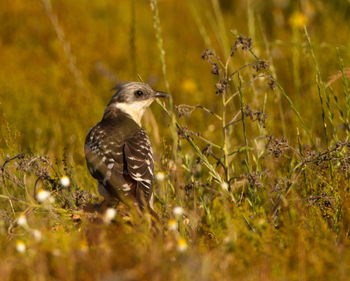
[181,78,197,93]
[289,11,309,29]
[177,237,188,252]
[16,240,26,253]
[168,219,178,231]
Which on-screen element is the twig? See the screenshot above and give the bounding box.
[0,194,86,216]
[225,74,267,105]
[40,0,87,94]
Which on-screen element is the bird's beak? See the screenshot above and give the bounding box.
[153,91,168,98]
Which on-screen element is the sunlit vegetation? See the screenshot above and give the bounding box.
[1,0,350,280]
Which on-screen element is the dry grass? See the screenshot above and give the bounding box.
[1,0,350,280]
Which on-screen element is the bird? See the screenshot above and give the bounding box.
[84,82,167,215]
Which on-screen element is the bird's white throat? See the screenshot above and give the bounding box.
[115,99,154,126]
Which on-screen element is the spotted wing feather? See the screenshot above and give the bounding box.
[124,128,154,203]
[85,124,134,199]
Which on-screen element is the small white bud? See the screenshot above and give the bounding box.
[173,206,184,217]
[168,219,178,231]
[16,240,26,253]
[155,172,166,182]
[60,176,70,187]
[17,214,28,227]
[221,182,229,191]
[36,189,51,202]
[32,229,42,241]
[103,208,117,224]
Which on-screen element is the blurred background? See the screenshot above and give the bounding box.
[1,0,349,161]
[0,0,349,200]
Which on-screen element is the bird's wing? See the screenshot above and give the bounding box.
[85,125,130,197]
[123,128,154,203]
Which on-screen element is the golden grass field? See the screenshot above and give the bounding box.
[1,0,350,280]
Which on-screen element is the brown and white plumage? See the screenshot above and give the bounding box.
[84,82,167,213]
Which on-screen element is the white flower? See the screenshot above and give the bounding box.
[32,229,42,241]
[168,219,178,231]
[16,240,26,253]
[36,189,51,202]
[60,176,70,187]
[221,182,229,191]
[155,172,166,182]
[103,208,117,224]
[173,206,184,217]
[17,214,28,227]
[177,237,188,252]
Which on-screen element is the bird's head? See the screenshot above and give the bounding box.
[104,82,168,125]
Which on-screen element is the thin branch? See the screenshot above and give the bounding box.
[176,104,222,120]
[0,194,86,216]
[225,74,267,105]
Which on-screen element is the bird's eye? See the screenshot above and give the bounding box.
[135,90,144,97]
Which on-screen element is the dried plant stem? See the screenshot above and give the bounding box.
[228,146,252,156]
[224,111,241,129]
[156,100,223,184]
[197,135,222,150]
[188,2,212,47]
[336,48,350,134]
[150,0,178,160]
[248,48,314,145]
[40,0,87,95]
[221,60,231,182]
[177,104,222,120]
[225,74,266,105]
[211,0,230,57]
[129,0,137,76]
[291,27,301,95]
[304,27,330,147]
[237,75,251,172]
[0,194,85,216]
[222,92,230,182]
[328,87,349,132]
[259,20,287,137]
[247,0,255,41]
